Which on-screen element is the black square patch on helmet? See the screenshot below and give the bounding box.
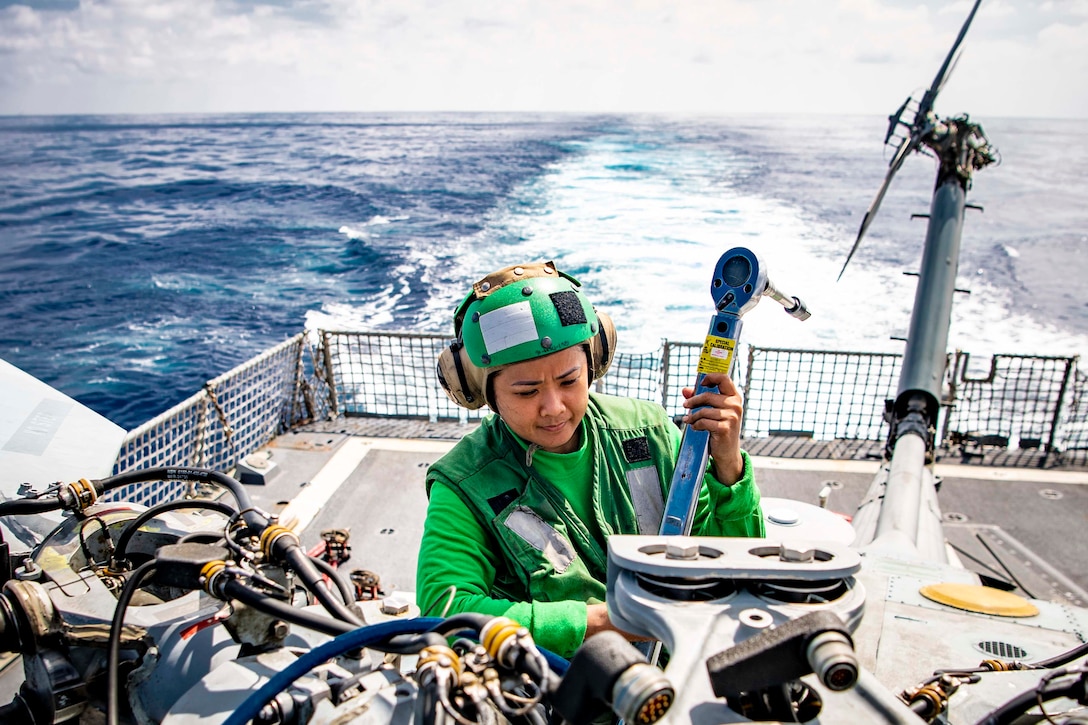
[550,291,588,326]
[622,437,652,463]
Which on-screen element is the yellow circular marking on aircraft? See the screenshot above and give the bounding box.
[919,583,1039,617]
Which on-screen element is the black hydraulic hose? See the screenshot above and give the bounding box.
[221,579,356,637]
[107,561,157,725]
[177,532,226,545]
[0,696,32,722]
[282,546,364,626]
[1030,642,1088,669]
[213,580,444,654]
[307,555,356,606]
[972,674,1086,725]
[380,631,450,654]
[0,467,266,532]
[101,468,265,531]
[0,498,62,516]
[113,499,237,566]
[428,612,492,637]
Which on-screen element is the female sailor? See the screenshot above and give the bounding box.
[417,260,764,658]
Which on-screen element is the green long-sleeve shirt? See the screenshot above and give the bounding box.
[417,394,762,658]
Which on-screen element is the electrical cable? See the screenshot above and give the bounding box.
[426,612,569,675]
[282,546,364,626]
[106,560,157,725]
[946,540,1016,588]
[972,669,1087,725]
[1030,642,1088,670]
[220,579,356,637]
[78,516,112,568]
[307,555,356,606]
[974,532,1039,600]
[100,468,260,528]
[223,615,568,725]
[223,509,262,561]
[421,584,457,617]
[113,499,237,566]
[427,612,492,637]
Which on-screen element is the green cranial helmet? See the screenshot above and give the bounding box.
[437,261,617,410]
[454,261,600,368]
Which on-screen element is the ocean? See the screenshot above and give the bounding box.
[1,113,1086,431]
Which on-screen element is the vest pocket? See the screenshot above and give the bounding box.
[503,506,576,573]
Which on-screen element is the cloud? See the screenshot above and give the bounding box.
[0,0,1085,117]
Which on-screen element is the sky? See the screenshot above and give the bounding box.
[0,0,1086,118]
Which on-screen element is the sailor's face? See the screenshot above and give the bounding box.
[491,345,589,454]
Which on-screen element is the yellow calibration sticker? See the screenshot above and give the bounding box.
[697,335,735,374]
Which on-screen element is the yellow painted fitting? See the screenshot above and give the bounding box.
[65,478,98,512]
[919,583,1039,617]
[481,617,523,665]
[980,658,1028,671]
[418,645,461,677]
[906,684,946,720]
[259,524,299,557]
[200,560,227,595]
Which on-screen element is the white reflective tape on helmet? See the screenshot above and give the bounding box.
[479,301,539,355]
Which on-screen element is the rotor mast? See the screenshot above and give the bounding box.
[890,117,997,453]
[847,0,998,561]
[861,118,996,562]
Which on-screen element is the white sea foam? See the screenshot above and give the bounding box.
[338,225,369,240]
[404,132,1088,363]
[314,122,1088,364]
[366,214,410,225]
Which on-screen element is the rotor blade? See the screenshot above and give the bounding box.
[837,134,921,281]
[936,51,962,96]
[917,0,984,119]
[884,96,912,145]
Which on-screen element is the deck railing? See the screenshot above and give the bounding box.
[112,330,1086,496]
[110,334,328,503]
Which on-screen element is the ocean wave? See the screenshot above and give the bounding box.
[2,113,1085,428]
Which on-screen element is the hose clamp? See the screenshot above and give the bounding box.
[259,524,300,559]
[200,560,229,597]
[59,478,98,514]
[480,617,529,669]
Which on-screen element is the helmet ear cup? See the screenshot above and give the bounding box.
[437,340,489,410]
[588,310,617,381]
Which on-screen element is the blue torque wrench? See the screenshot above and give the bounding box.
[658,248,811,536]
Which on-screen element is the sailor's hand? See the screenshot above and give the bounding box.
[585,603,652,642]
[682,372,745,485]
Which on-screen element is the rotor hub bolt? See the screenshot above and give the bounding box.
[664,538,699,560]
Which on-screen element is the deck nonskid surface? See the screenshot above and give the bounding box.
[247,428,1088,605]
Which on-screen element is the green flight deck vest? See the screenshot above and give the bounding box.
[425,393,762,607]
